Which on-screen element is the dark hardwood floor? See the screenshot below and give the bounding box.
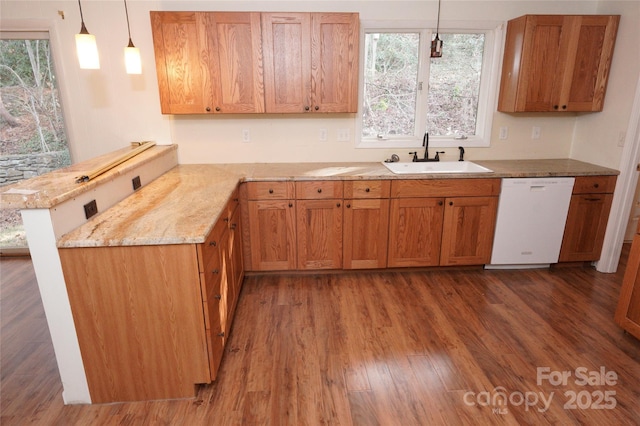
[1,248,639,425]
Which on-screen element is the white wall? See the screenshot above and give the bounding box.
[1,1,637,168]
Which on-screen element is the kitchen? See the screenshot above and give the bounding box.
[1,0,640,424]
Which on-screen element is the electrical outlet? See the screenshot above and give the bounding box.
[337,128,350,142]
[531,126,541,140]
[319,128,328,141]
[132,176,141,190]
[618,131,626,147]
[84,200,98,219]
[499,127,508,140]
[242,129,250,143]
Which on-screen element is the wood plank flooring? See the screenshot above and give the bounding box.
[1,250,639,425]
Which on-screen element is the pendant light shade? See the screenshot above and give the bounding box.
[430,0,443,58]
[75,0,100,69]
[123,0,142,74]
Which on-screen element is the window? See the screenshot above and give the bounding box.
[0,30,71,253]
[358,22,502,148]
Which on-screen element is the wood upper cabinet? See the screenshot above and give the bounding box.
[615,225,640,340]
[498,14,619,112]
[262,12,359,113]
[343,181,391,269]
[559,175,616,262]
[151,11,264,114]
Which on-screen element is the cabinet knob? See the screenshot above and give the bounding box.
[206,107,211,112]
[449,201,453,206]
[289,202,293,208]
[554,105,559,110]
[209,241,217,247]
[224,217,229,222]
[438,201,443,206]
[269,189,274,194]
[218,332,225,337]
[562,105,567,110]
[230,223,237,230]
[336,202,341,207]
[214,294,221,300]
[317,188,322,193]
[304,106,310,111]
[215,107,221,112]
[314,106,320,111]
[594,183,600,188]
[346,203,351,208]
[212,269,219,274]
[365,188,370,192]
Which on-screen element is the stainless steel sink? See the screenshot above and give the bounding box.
[381,161,493,174]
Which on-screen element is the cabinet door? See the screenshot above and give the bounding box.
[343,199,390,269]
[150,12,212,114]
[227,206,244,326]
[311,13,359,113]
[248,200,297,271]
[559,193,614,262]
[262,13,311,113]
[615,234,640,340]
[297,199,343,269]
[388,198,444,267]
[440,197,498,266]
[204,12,265,113]
[562,15,619,112]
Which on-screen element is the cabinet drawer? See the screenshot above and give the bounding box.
[296,181,344,199]
[344,180,390,198]
[572,175,616,194]
[245,181,295,200]
[391,178,501,198]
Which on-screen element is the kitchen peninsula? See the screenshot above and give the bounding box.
[1,145,619,404]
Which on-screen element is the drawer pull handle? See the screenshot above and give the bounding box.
[269,189,274,194]
[214,294,221,300]
[585,197,602,202]
[218,332,225,337]
[209,241,217,247]
[317,188,322,193]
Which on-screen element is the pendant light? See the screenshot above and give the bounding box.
[123,0,142,74]
[430,0,443,58]
[75,0,100,69]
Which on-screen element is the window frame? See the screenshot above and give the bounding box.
[356,20,504,149]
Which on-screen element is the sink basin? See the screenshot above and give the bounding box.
[382,161,493,174]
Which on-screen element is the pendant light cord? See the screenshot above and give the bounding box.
[124,0,134,45]
[435,0,441,35]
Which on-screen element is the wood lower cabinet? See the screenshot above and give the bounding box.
[343,180,391,269]
[244,181,297,271]
[296,181,344,270]
[388,197,445,267]
[498,14,619,112]
[615,228,640,340]
[59,196,244,403]
[440,196,498,266]
[388,179,501,268]
[559,175,616,262]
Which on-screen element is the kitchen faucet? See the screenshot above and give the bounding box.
[410,132,442,162]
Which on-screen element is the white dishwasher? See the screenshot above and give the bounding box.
[487,177,575,268]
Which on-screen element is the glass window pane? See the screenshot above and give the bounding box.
[426,33,485,137]
[1,39,71,252]
[362,33,419,138]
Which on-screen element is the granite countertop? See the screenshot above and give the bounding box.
[0,144,178,209]
[56,158,618,248]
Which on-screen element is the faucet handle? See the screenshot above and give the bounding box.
[409,151,418,162]
[434,151,445,161]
